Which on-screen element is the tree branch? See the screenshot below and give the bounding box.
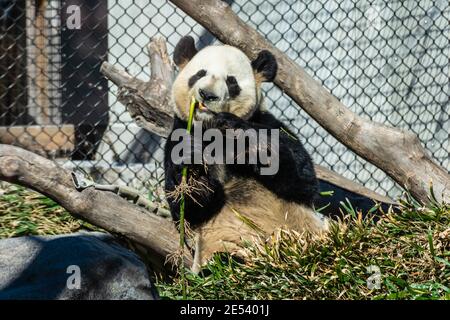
[0,144,193,270]
[101,37,174,137]
[168,0,449,204]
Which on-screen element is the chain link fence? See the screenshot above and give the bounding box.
[1,0,449,199]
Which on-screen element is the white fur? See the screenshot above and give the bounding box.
[172,45,258,121]
[184,45,256,98]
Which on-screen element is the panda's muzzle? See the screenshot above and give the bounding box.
[199,89,219,102]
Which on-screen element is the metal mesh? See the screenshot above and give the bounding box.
[1,0,448,199]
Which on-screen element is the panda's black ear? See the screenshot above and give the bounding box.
[174,36,198,69]
[251,50,278,83]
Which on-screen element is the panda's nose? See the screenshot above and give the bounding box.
[199,89,219,102]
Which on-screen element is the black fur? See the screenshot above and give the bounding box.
[164,116,226,226]
[226,76,241,98]
[188,69,207,88]
[251,50,278,82]
[173,36,198,68]
[164,109,318,227]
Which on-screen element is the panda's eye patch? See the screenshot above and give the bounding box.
[226,76,241,98]
[188,69,207,88]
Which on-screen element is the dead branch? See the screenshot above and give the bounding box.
[0,144,193,270]
[101,37,174,137]
[101,37,395,205]
[168,0,449,204]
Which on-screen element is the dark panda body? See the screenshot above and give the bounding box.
[164,36,328,269]
[164,108,318,227]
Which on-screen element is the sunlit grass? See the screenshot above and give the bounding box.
[157,192,450,300]
[1,182,448,299]
[0,183,98,238]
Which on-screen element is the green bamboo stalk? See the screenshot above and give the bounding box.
[179,96,197,299]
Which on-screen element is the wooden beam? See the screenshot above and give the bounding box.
[34,0,50,124]
[314,165,395,205]
[0,124,74,156]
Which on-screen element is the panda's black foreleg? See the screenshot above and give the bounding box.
[164,161,226,227]
[164,119,226,227]
[212,111,318,207]
[255,133,319,206]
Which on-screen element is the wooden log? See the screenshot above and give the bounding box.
[314,165,394,205]
[35,0,50,124]
[0,144,193,270]
[167,0,449,204]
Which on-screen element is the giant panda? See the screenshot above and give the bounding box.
[164,36,329,271]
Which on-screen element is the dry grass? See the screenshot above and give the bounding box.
[1,182,448,300]
[0,183,98,238]
[157,192,450,300]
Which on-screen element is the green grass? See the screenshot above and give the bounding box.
[157,192,450,300]
[0,183,97,238]
[1,182,448,300]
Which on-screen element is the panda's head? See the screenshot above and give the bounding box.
[171,36,277,122]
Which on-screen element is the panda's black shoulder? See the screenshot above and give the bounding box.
[247,108,319,206]
[249,109,293,132]
[164,116,184,158]
[171,115,188,130]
